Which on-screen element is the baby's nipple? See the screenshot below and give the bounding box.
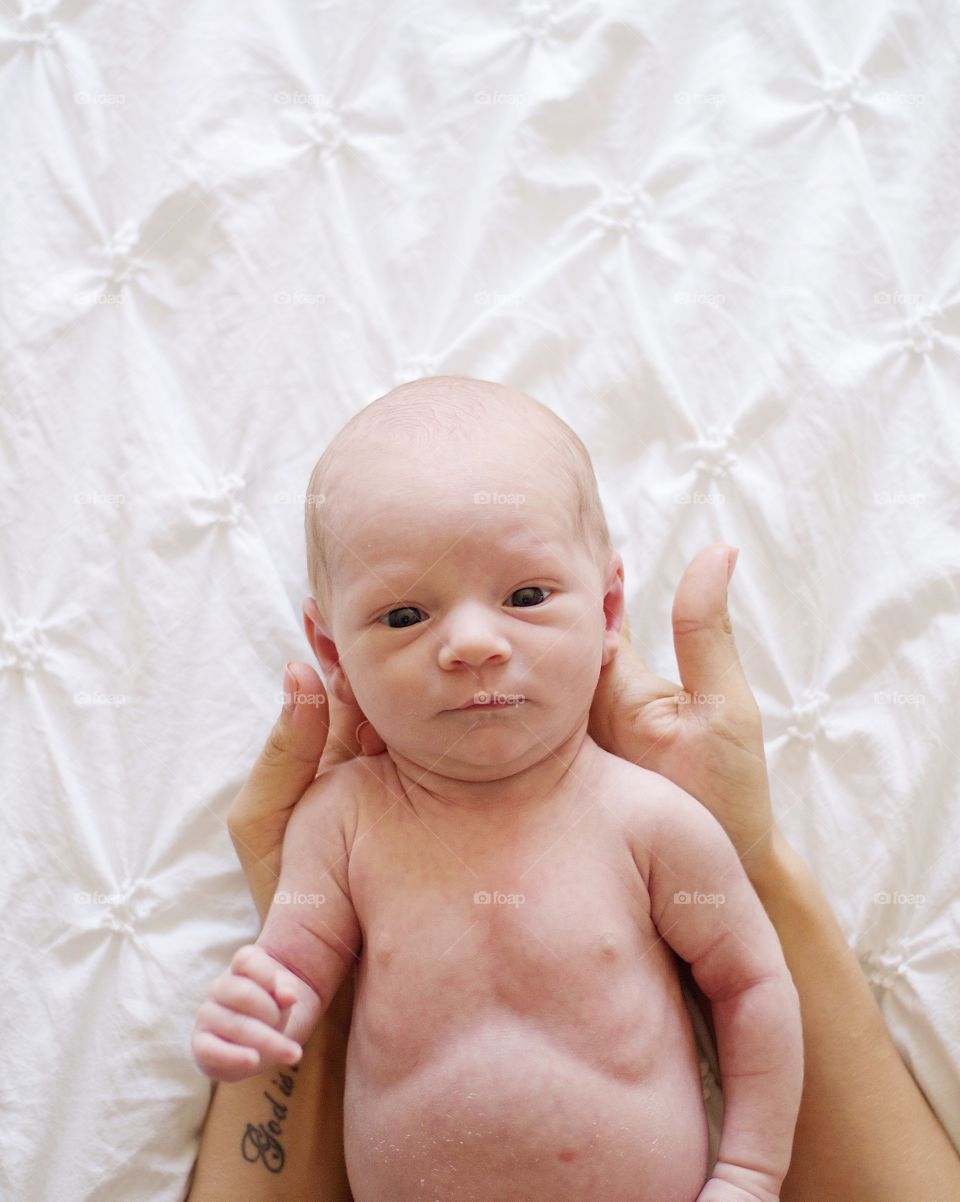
[599,931,618,958]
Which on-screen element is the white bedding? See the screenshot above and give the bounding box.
[3,1,958,1198]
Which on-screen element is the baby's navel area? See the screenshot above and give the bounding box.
[344,1008,709,1202]
[340,765,711,1202]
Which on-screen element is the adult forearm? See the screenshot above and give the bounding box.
[187,974,354,1202]
[748,832,960,1202]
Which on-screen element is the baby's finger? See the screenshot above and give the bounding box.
[192,1029,261,1082]
[230,944,302,1007]
[211,972,283,1026]
[196,998,303,1066]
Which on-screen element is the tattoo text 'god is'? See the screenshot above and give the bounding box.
[240,1066,297,1173]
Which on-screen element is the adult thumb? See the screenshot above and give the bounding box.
[671,544,749,702]
[227,661,328,847]
[238,661,329,810]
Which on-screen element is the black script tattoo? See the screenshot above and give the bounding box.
[240,1065,298,1174]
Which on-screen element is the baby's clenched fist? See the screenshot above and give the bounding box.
[192,944,305,1082]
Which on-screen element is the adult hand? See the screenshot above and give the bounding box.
[226,658,384,925]
[588,542,777,877]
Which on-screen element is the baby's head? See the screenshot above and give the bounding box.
[302,375,624,782]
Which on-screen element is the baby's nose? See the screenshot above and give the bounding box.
[436,606,511,669]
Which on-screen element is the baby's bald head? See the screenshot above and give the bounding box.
[304,375,613,623]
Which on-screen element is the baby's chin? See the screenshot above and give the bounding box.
[382,734,554,783]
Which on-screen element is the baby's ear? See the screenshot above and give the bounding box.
[600,552,625,667]
[301,597,357,706]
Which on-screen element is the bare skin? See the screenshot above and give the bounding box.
[186,543,960,1202]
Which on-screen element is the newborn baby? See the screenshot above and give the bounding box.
[193,376,803,1202]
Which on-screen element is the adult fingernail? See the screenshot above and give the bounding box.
[283,662,298,712]
[355,720,370,753]
[726,547,740,584]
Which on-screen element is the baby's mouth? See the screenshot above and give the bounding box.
[452,692,526,710]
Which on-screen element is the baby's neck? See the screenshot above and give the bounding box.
[386,718,598,819]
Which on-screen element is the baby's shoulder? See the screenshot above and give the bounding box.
[291,755,382,837]
[588,740,679,807]
[586,741,709,835]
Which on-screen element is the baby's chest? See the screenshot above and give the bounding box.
[351,810,673,1030]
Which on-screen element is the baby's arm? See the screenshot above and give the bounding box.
[192,761,363,1083]
[637,776,804,1202]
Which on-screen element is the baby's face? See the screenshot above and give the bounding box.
[311,439,623,782]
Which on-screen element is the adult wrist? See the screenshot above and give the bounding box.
[744,827,807,902]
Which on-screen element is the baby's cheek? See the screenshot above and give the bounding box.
[555,620,606,691]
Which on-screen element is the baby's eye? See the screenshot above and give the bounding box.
[378,607,423,629]
[508,585,551,607]
[377,587,551,629]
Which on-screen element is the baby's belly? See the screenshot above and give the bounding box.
[342,1014,709,1202]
